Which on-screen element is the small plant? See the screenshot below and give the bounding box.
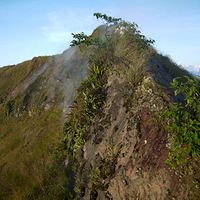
[88,167,101,186]
[4,100,11,116]
[63,62,107,160]
[97,142,122,179]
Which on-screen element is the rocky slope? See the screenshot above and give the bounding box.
[62,24,199,199]
[70,66,199,200]
[81,73,188,199]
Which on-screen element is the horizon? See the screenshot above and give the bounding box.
[0,0,200,74]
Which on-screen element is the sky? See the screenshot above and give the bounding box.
[0,0,200,73]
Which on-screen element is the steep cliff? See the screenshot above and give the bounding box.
[63,22,200,200]
[80,73,188,199]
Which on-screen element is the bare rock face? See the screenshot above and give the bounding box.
[81,73,189,200]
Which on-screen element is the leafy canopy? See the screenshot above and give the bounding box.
[93,12,122,25]
[70,13,155,51]
[70,13,122,47]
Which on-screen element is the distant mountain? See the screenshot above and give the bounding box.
[190,71,200,78]
[177,63,200,78]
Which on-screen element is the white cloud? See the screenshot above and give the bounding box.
[41,11,73,43]
[42,30,72,42]
[186,65,200,73]
[194,65,200,72]
[41,10,101,43]
[177,62,200,73]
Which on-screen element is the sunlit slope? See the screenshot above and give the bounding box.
[0,45,93,199]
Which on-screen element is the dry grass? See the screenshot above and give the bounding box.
[0,107,69,199]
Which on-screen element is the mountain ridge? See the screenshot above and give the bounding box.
[0,18,199,199]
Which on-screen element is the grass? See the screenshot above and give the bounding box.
[156,54,192,79]
[0,56,49,103]
[149,50,193,88]
[0,37,95,199]
[0,107,70,199]
[0,38,93,199]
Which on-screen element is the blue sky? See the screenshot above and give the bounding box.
[0,0,200,73]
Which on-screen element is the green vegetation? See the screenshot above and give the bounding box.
[151,76,200,168]
[151,76,200,199]
[0,55,80,199]
[64,12,157,197]
[63,50,108,198]
[156,54,191,80]
[64,13,199,198]
[88,167,101,187]
[0,56,49,103]
[63,62,107,159]
[150,75,200,198]
[0,26,94,199]
[70,13,122,48]
[0,107,71,199]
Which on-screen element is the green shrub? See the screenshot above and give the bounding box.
[151,76,200,169]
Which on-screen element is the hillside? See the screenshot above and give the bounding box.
[0,14,199,200]
[0,44,95,199]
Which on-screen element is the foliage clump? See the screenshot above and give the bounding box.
[151,76,200,169]
[63,62,107,160]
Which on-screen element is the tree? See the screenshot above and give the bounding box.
[93,12,122,37]
[70,13,122,48]
[70,13,154,51]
